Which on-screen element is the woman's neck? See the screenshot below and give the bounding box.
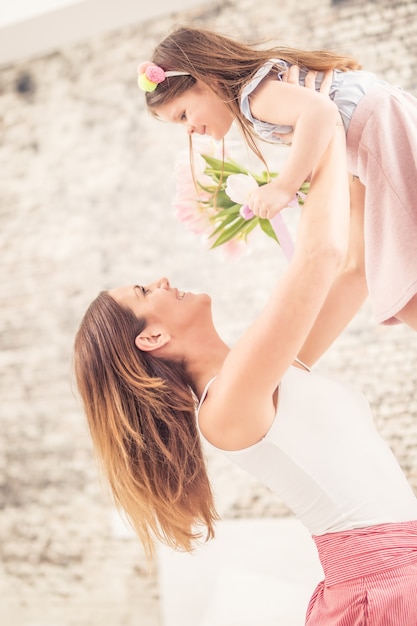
[185,337,230,399]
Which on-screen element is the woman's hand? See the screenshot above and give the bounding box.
[282,65,333,94]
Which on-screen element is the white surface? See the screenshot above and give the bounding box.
[0,0,78,27]
[0,0,207,66]
[156,517,324,626]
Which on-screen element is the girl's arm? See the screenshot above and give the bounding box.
[247,78,341,219]
[200,125,349,449]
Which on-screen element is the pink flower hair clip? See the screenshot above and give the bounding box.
[137,61,190,92]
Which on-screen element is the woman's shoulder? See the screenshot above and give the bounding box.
[196,372,278,452]
[196,364,313,452]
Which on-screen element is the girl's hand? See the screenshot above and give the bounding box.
[248,180,293,219]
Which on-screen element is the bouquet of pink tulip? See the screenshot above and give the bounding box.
[173,139,310,259]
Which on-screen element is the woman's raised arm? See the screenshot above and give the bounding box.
[200,125,350,449]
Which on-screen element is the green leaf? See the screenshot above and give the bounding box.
[241,217,260,236]
[210,217,249,247]
[202,169,224,184]
[209,211,241,237]
[212,204,241,218]
[250,170,278,185]
[196,181,219,195]
[202,155,249,175]
[210,189,236,208]
[259,218,280,244]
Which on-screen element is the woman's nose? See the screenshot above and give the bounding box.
[157,277,170,290]
[144,277,170,292]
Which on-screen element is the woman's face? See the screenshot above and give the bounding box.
[109,277,212,333]
[155,80,234,140]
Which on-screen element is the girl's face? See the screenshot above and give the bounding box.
[155,80,234,140]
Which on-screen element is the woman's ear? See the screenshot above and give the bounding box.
[135,327,171,353]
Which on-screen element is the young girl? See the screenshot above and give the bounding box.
[74,126,417,624]
[138,25,417,330]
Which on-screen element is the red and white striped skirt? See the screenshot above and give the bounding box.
[305,520,417,625]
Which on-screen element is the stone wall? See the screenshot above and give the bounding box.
[0,1,416,624]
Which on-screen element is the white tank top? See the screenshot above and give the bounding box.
[197,366,417,535]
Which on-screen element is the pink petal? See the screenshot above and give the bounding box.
[240,205,254,220]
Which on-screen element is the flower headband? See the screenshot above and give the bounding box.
[137,61,190,92]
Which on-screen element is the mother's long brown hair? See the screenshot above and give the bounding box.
[145,25,361,161]
[73,292,218,558]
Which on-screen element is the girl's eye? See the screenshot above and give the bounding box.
[180,111,187,122]
[139,286,150,296]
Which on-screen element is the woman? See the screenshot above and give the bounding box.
[74,125,417,624]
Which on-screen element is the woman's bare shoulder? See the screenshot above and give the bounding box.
[197,377,277,451]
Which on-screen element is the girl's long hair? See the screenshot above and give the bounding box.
[73,292,218,558]
[145,25,361,163]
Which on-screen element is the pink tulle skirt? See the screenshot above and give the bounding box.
[346,84,417,324]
